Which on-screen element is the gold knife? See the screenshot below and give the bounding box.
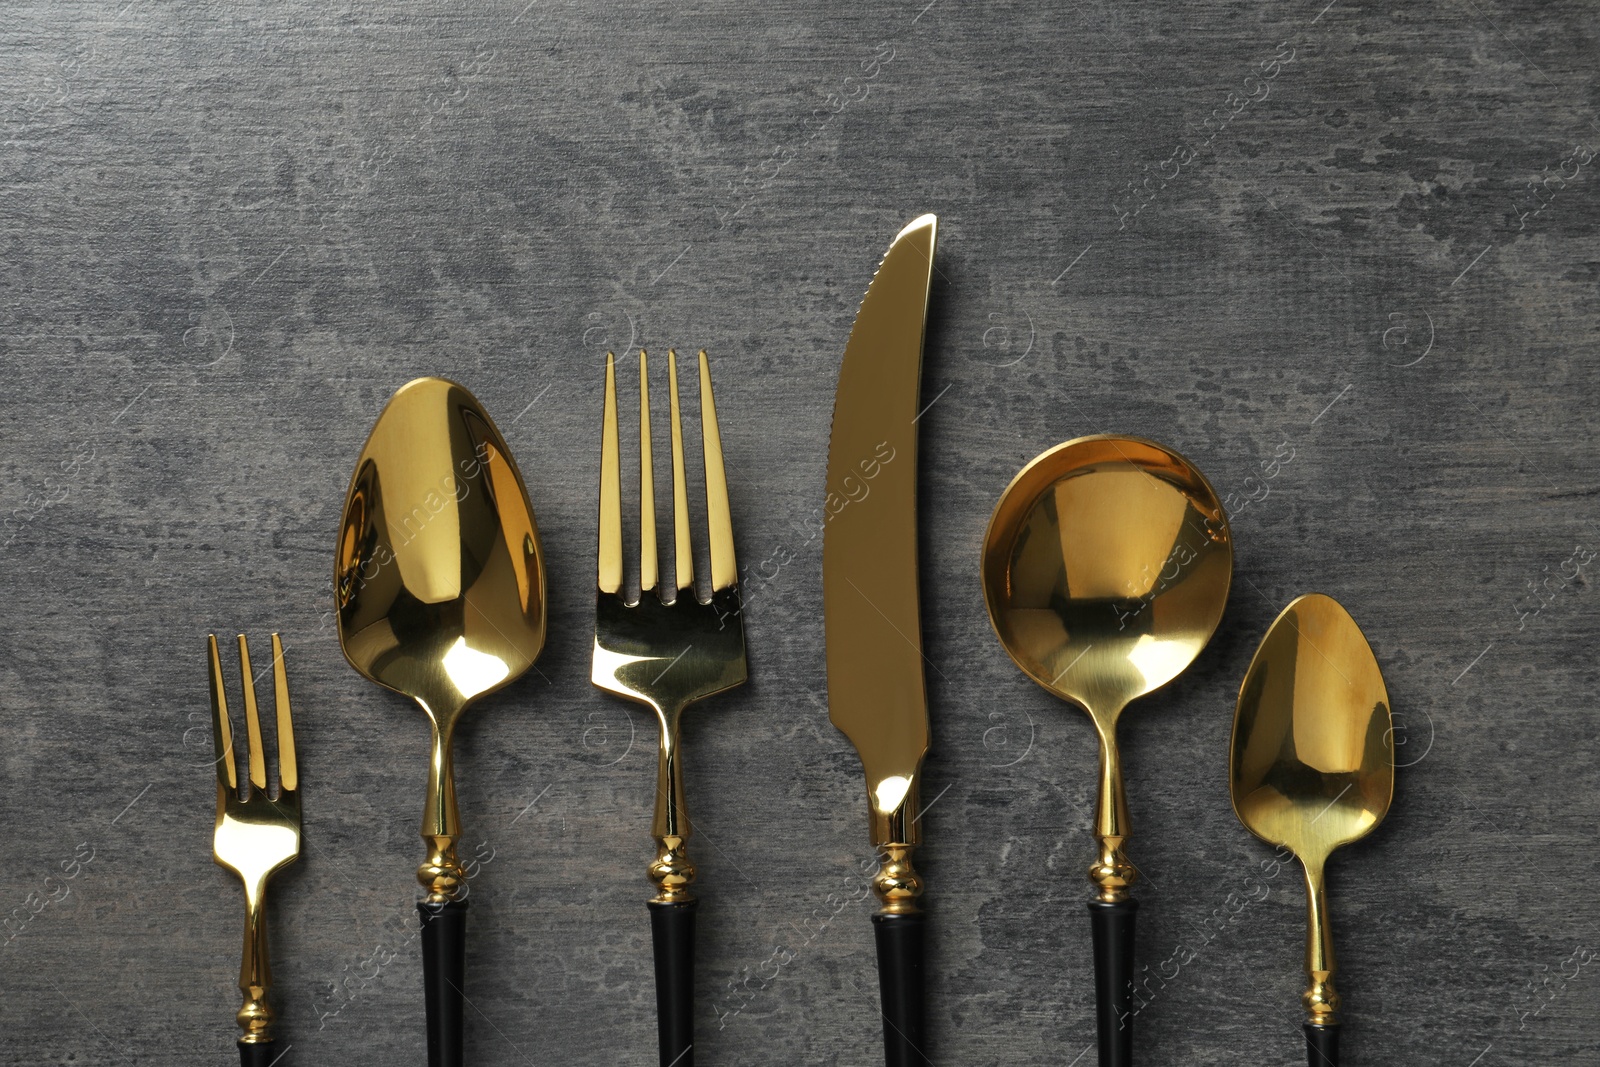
[823,213,938,1067]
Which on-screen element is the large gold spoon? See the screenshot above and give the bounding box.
[1230,593,1393,1067]
[981,434,1233,1067]
[335,377,547,1067]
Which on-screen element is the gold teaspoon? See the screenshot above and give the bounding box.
[1230,593,1393,1067]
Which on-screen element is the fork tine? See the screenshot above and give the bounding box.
[639,350,658,593]
[698,350,737,592]
[599,352,623,595]
[207,635,238,793]
[668,349,694,594]
[237,634,268,794]
[271,633,297,794]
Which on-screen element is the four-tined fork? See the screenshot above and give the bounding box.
[208,632,301,1067]
[592,349,748,1067]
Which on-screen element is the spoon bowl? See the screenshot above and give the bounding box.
[1231,592,1392,1061]
[983,435,1232,730]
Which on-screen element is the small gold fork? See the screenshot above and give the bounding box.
[208,633,301,1066]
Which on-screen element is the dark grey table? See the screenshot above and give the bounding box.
[2,1,1596,1064]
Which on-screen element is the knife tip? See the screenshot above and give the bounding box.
[896,213,938,243]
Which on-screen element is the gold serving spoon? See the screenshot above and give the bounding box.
[981,434,1232,1067]
[335,377,547,1067]
[1230,593,1393,1067]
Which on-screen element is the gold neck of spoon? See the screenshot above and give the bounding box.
[1302,854,1340,1026]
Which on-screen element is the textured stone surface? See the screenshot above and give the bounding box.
[1,1,1597,1064]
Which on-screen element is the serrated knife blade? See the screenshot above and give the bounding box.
[822,213,937,1067]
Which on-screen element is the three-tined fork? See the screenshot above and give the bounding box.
[592,348,747,1067]
[208,632,301,1067]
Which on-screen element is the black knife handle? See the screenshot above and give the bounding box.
[419,899,469,1067]
[1305,1023,1340,1066]
[237,1041,278,1067]
[872,911,929,1067]
[649,898,697,1067]
[1088,898,1138,1067]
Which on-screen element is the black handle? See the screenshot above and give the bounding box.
[1088,898,1138,1067]
[649,899,698,1067]
[238,1041,278,1067]
[419,898,469,1067]
[871,912,929,1067]
[1305,1023,1340,1067]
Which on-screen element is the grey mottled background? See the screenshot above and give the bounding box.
[1,1,1597,1064]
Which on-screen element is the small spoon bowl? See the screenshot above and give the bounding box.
[1231,592,1393,1044]
[335,376,547,900]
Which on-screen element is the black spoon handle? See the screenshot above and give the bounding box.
[419,899,469,1067]
[649,898,698,1067]
[872,911,929,1067]
[1088,898,1138,1067]
[238,1041,278,1067]
[1305,1023,1340,1066]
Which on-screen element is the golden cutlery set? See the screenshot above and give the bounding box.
[204,214,1395,1067]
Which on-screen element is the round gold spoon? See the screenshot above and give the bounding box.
[1230,593,1393,1067]
[335,377,547,1067]
[982,434,1233,1067]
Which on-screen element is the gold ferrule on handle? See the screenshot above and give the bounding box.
[236,885,274,1044]
[237,996,273,1045]
[1302,857,1339,1026]
[1089,837,1137,903]
[1304,975,1340,1028]
[873,844,924,916]
[419,835,467,904]
[649,835,697,903]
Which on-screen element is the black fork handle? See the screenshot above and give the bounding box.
[650,898,697,1067]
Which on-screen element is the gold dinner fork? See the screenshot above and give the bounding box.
[592,349,747,1067]
[208,632,301,1067]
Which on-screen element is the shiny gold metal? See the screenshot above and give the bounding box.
[334,377,547,903]
[209,633,301,1047]
[698,350,737,592]
[1230,593,1394,1028]
[981,435,1233,901]
[592,349,747,902]
[823,215,937,909]
[872,844,924,915]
